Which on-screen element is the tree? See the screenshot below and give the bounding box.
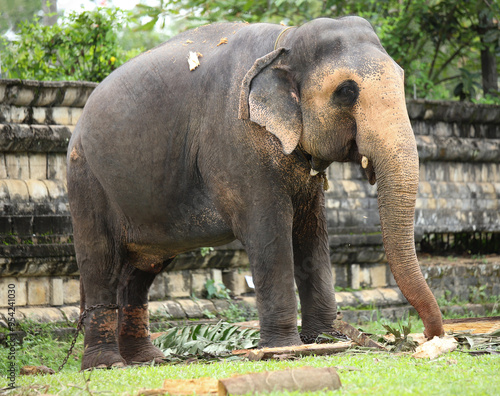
[1,8,142,82]
[134,0,500,103]
[0,0,43,35]
[42,0,58,26]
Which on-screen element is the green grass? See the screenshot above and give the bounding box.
[1,315,499,395]
[1,350,499,395]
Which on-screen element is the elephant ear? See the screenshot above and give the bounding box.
[238,48,302,155]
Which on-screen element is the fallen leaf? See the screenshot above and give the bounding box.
[187,51,201,71]
[412,336,457,359]
[185,39,193,44]
[20,366,55,375]
[217,37,228,46]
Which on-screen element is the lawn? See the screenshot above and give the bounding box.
[2,350,499,395]
[1,316,499,395]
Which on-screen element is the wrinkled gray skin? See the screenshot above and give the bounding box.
[67,17,444,369]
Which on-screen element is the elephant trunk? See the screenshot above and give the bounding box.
[369,125,444,339]
[352,61,444,338]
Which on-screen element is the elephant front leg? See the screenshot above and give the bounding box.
[293,190,337,343]
[81,305,126,369]
[118,268,165,365]
[241,207,302,348]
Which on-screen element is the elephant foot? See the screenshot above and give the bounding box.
[258,334,302,349]
[81,344,126,370]
[119,336,165,365]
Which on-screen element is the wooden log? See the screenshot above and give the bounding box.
[240,341,353,361]
[332,320,386,349]
[218,366,341,395]
[443,316,500,334]
[158,378,217,395]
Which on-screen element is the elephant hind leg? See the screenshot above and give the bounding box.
[117,265,170,365]
[68,147,126,369]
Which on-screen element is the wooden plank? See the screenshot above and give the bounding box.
[332,320,386,349]
[235,341,354,361]
[443,316,500,334]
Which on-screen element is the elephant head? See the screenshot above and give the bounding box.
[239,17,444,338]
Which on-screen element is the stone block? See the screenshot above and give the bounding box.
[239,296,257,310]
[9,106,29,123]
[211,269,223,284]
[379,288,406,305]
[149,276,166,301]
[369,264,387,288]
[47,153,67,181]
[353,289,385,307]
[71,108,83,125]
[25,179,49,202]
[27,277,50,305]
[335,291,359,308]
[32,107,47,124]
[5,154,29,180]
[466,303,486,317]
[0,154,7,179]
[18,307,64,323]
[176,299,203,318]
[328,162,344,180]
[228,250,250,268]
[0,278,27,307]
[212,299,231,313]
[191,270,210,298]
[51,107,71,125]
[28,154,47,180]
[343,163,363,180]
[50,278,64,306]
[60,306,80,321]
[162,300,186,319]
[333,265,348,288]
[164,271,190,298]
[42,180,67,200]
[341,180,366,198]
[350,264,360,290]
[63,279,80,305]
[222,269,253,296]
[196,299,216,315]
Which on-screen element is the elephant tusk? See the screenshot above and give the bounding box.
[310,169,319,176]
[361,156,369,169]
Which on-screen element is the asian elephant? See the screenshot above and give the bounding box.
[67,16,444,369]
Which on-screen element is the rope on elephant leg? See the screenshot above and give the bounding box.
[57,303,119,372]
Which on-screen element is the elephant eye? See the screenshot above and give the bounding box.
[332,80,359,107]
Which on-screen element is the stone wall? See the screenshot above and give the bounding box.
[0,79,499,310]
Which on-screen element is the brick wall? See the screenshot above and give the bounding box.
[0,79,499,309]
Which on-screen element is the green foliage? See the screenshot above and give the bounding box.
[1,8,141,82]
[4,345,500,395]
[133,0,324,33]
[204,278,231,300]
[381,319,418,352]
[220,302,259,323]
[200,246,214,257]
[153,321,260,360]
[0,0,42,35]
[136,0,499,103]
[0,320,82,373]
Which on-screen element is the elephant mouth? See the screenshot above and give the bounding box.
[310,156,332,173]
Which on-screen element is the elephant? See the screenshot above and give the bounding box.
[67,16,444,370]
